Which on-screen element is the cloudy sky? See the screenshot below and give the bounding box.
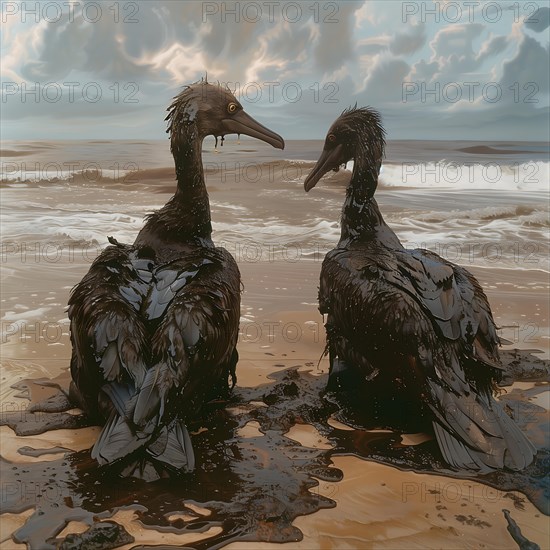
[1,0,549,140]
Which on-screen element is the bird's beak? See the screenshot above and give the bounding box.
[304,144,344,192]
[222,111,284,150]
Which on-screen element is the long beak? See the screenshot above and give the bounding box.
[222,111,284,150]
[304,144,344,192]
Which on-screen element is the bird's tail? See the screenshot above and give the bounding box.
[91,361,195,474]
[428,382,536,471]
[145,419,195,470]
[91,414,195,473]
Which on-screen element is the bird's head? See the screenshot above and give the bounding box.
[166,80,284,150]
[304,106,385,192]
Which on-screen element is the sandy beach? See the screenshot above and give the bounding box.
[1,139,548,549]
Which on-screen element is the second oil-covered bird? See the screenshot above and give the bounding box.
[304,106,535,472]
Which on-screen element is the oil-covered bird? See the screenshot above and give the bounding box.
[304,106,535,471]
[69,80,284,476]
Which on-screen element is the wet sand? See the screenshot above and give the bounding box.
[226,457,548,550]
[1,256,548,549]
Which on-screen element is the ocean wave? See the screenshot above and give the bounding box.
[414,205,548,227]
[212,218,340,244]
[0,169,137,187]
[2,152,547,270]
[6,159,546,192]
[277,160,549,193]
[2,210,144,247]
[456,145,540,155]
[379,161,549,191]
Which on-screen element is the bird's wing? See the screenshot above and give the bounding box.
[130,249,240,458]
[68,243,151,419]
[145,248,240,409]
[142,255,214,322]
[323,244,501,373]
[320,247,439,382]
[93,247,240,469]
[379,247,502,371]
[408,247,503,403]
[420,249,502,368]
[379,247,463,340]
[320,247,534,471]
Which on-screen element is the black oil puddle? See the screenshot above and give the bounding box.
[1,349,548,549]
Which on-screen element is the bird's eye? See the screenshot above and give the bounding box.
[327,134,336,142]
[227,102,238,114]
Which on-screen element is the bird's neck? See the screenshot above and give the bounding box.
[171,130,212,239]
[339,156,401,248]
[136,126,213,249]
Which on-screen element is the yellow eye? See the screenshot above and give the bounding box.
[327,134,336,142]
[227,102,238,114]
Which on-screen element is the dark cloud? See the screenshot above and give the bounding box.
[389,23,426,56]
[313,2,364,72]
[402,24,483,82]
[19,11,157,82]
[362,58,410,103]
[120,7,171,58]
[477,35,509,62]
[524,7,550,33]
[408,25,511,83]
[429,23,484,59]
[407,59,439,82]
[500,34,550,94]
